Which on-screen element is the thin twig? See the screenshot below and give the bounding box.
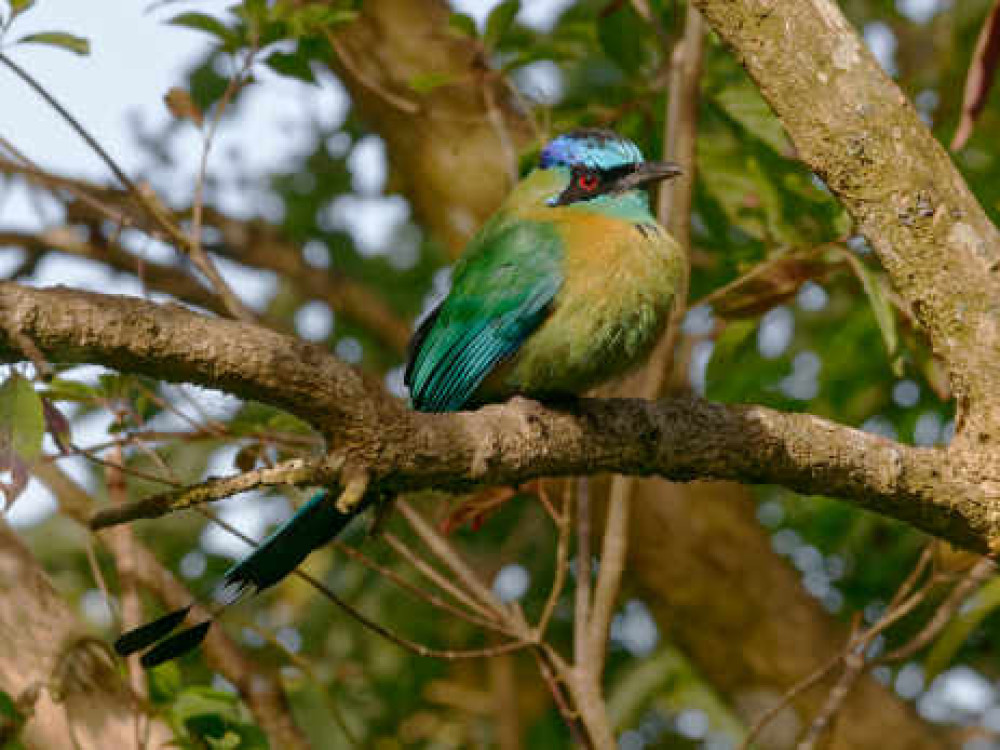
[57,444,181,488]
[585,473,631,673]
[795,650,865,750]
[739,648,844,750]
[879,556,996,663]
[396,500,509,620]
[532,647,591,749]
[573,476,591,662]
[537,481,572,638]
[0,52,252,321]
[381,532,502,625]
[89,455,330,529]
[886,542,936,609]
[326,32,419,114]
[332,539,501,631]
[0,149,135,229]
[0,53,138,193]
[201,509,530,661]
[740,547,946,750]
[186,46,257,322]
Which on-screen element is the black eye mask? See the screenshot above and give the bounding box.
[551,164,637,206]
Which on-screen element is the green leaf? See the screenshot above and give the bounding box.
[169,12,238,47]
[698,97,848,249]
[447,12,478,38]
[170,686,268,750]
[484,0,519,49]
[171,686,239,726]
[0,688,25,750]
[17,31,90,56]
[10,0,36,19]
[207,732,242,750]
[273,3,358,37]
[0,690,16,719]
[265,50,315,83]
[844,252,903,375]
[925,577,1000,681]
[713,81,791,154]
[407,71,454,94]
[43,377,99,403]
[597,5,646,74]
[147,660,182,703]
[233,0,267,27]
[0,374,44,463]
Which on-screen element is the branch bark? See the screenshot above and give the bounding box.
[2,282,996,555]
[690,0,1000,444]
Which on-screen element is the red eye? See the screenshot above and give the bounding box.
[577,173,599,191]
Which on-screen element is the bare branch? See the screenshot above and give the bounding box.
[89,456,330,529]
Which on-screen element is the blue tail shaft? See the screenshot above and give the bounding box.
[114,490,369,666]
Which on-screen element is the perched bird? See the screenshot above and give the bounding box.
[114,128,682,667]
[406,128,683,410]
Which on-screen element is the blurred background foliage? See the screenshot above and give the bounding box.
[3,0,1000,747]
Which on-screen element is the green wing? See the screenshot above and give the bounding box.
[405,218,563,412]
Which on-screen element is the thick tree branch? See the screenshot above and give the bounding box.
[691,0,1000,442]
[2,282,995,552]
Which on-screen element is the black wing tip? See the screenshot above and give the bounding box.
[114,605,192,657]
[139,620,213,668]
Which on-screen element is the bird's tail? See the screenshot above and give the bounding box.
[114,490,369,668]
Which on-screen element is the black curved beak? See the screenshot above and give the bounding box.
[616,161,683,191]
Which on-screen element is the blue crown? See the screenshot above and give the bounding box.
[539,129,645,171]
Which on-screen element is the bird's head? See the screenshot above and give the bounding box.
[534,129,682,210]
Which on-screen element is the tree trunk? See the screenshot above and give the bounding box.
[627,481,946,749]
[0,521,173,749]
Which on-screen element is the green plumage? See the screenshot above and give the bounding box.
[406,155,683,413]
[405,218,563,411]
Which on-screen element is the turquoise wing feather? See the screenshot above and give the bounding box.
[405,218,563,412]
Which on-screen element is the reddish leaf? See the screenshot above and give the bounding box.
[439,486,518,534]
[41,397,71,453]
[952,0,1000,151]
[164,86,204,127]
[234,444,259,473]
[0,451,29,510]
